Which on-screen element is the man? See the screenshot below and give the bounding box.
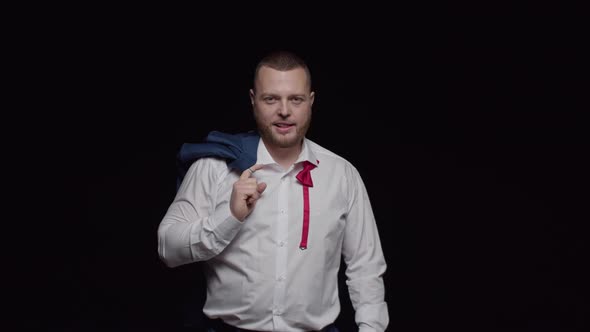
[158,51,388,331]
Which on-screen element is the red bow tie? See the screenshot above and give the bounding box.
[296,160,317,250]
[296,160,316,187]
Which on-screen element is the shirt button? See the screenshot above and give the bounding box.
[273,309,282,316]
[278,241,285,247]
[277,275,285,282]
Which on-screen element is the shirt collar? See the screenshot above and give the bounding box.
[295,138,319,166]
[256,137,319,168]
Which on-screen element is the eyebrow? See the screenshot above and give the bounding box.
[259,93,307,98]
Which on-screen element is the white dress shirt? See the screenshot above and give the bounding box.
[158,138,389,331]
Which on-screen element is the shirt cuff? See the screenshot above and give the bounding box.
[355,302,389,332]
[214,214,243,243]
[359,325,376,332]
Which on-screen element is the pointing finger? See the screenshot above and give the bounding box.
[240,164,264,179]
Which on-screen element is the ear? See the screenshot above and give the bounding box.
[249,89,255,105]
[309,91,315,106]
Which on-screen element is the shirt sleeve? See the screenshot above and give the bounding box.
[157,158,243,268]
[342,164,389,332]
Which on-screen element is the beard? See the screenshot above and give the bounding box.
[254,113,312,149]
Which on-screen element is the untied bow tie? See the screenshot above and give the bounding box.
[295,160,317,250]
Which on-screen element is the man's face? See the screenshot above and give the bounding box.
[250,66,314,149]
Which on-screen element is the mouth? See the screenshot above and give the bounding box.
[273,122,295,133]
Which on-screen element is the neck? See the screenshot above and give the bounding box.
[263,139,303,170]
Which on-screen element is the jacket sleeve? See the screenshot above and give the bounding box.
[157,158,242,267]
[342,164,389,332]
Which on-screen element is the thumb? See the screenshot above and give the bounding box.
[257,182,267,194]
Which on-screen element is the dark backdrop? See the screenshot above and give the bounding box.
[29,13,588,332]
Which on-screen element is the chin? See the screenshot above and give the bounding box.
[272,134,301,148]
[257,121,309,149]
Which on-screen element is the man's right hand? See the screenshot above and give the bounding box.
[230,164,267,222]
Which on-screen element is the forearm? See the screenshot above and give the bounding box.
[346,248,389,331]
[157,202,242,267]
[343,165,389,331]
[347,274,389,332]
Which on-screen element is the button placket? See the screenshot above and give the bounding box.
[272,170,289,327]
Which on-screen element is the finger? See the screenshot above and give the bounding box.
[243,178,258,186]
[240,190,256,201]
[235,182,258,193]
[257,182,267,194]
[246,192,260,205]
[240,164,265,180]
[249,163,264,173]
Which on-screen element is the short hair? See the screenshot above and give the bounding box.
[253,50,312,92]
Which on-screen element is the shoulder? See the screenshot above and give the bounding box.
[185,156,232,182]
[306,139,368,207]
[306,138,360,176]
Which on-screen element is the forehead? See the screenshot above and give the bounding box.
[255,66,310,93]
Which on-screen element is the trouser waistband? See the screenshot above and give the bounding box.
[206,318,339,332]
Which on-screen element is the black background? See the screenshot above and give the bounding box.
[24,10,588,331]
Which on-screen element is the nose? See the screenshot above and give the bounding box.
[278,99,291,117]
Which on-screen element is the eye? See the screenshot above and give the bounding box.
[291,97,304,104]
[263,96,277,103]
